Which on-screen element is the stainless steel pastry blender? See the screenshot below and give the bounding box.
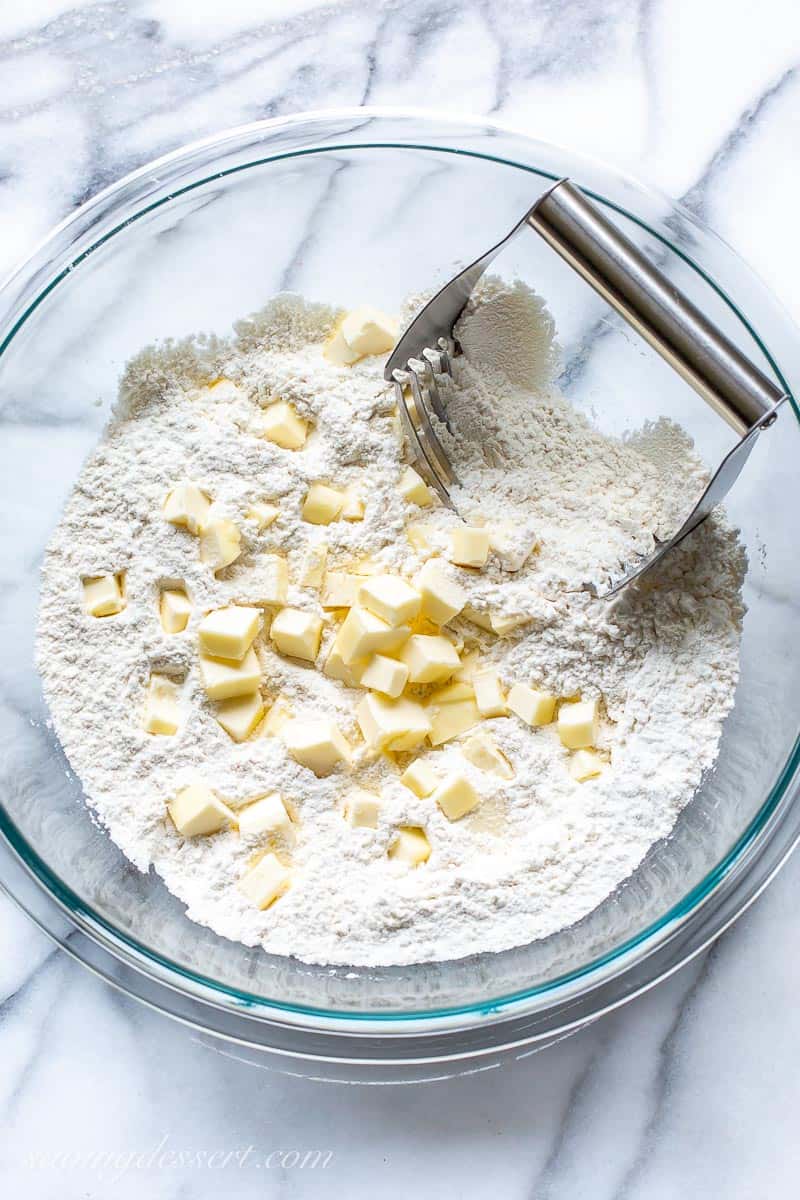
[385,179,788,598]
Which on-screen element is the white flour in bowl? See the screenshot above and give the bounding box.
[35,281,746,967]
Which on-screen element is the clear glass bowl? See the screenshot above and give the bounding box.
[1,109,798,1082]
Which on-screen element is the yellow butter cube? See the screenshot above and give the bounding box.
[323,631,366,687]
[82,573,125,618]
[449,526,490,568]
[163,482,210,534]
[344,789,381,829]
[462,731,514,779]
[558,698,599,750]
[168,781,234,837]
[263,697,292,736]
[143,674,179,736]
[491,612,534,637]
[358,574,421,627]
[399,634,460,685]
[361,653,409,698]
[337,606,410,664]
[340,305,398,357]
[406,524,433,553]
[262,400,308,449]
[199,646,261,700]
[570,749,605,782]
[454,649,480,682]
[400,759,440,798]
[238,852,291,909]
[432,773,479,821]
[398,466,434,507]
[199,605,261,661]
[215,691,264,742]
[507,683,557,727]
[238,793,293,838]
[414,559,466,625]
[462,603,494,633]
[245,501,279,529]
[428,698,481,746]
[284,718,351,776]
[300,543,328,588]
[324,323,362,366]
[341,488,365,521]
[321,571,359,609]
[388,826,431,866]
[429,680,475,705]
[160,587,190,633]
[270,607,323,662]
[357,693,431,752]
[200,517,241,571]
[473,668,507,718]
[302,483,345,525]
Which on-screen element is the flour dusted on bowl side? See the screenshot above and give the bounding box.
[35,281,746,967]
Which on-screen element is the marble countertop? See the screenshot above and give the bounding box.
[2,2,800,1196]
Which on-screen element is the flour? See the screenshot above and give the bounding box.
[35,281,746,967]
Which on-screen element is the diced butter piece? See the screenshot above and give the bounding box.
[454,649,480,682]
[406,523,433,551]
[507,683,556,727]
[163,482,210,534]
[300,543,328,588]
[215,691,264,742]
[270,607,323,662]
[83,574,125,618]
[489,522,539,572]
[400,758,440,798]
[414,560,466,625]
[238,792,293,838]
[245,502,279,529]
[324,323,361,366]
[199,646,261,700]
[323,630,366,687]
[399,634,460,685]
[238,852,291,909]
[143,674,180,736]
[199,605,261,661]
[302,483,345,525]
[337,606,410,664]
[343,789,381,829]
[432,773,479,821]
[449,526,490,568]
[341,488,365,521]
[321,571,359,609]
[398,466,434,507]
[252,553,288,608]
[462,603,495,632]
[340,305,398,357]
[491,612,534,637]
[358,574,421,627]
[429,680,475,705]
[570,749,605,782]
[473,668,507,718]
[160,587,191,633]
[262,400,308,449]
[350,556,382,576]
[168,781,234,838]
[557,698,600,750]
[462,731,514,779]
[263,697,292,736]
[361,653,409,698]
[357,693,431,752]
[428,699,481,746]
[284,718,351,776]
[200,517,241,571]
[388,826,430,866]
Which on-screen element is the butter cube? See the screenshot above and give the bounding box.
[429,680,475,705]
[462,731,514,779]
[200,517,241,571]
[245,502,279,529]
[337,606,410,664]
[462,603,494,632]
[357,693,431,752]
[449,526,490,568]
[432,773,479,821]
[414,560,466,625]
[406,523,433,551]
[400,759,439,798]
[168,781,234,837]
[302,483,345,525]
[143,674,180,736]
[163,482,210,534]
[263,697,292,736]
[300,543,328,588]
[358,574,421,627]
[398,466,434,507]
[570,749,605,782]
[473,668,507,718]
[388,826,431,866]
[262,400,308,449]
[323,631,366,687]
[399,634,460,684]
[83,574,125,618]
[160,587,191,634]
[340,305,398,357]
[238,852,291,909]
[508,683,556,727]
[238,793,293,838]
[428,699,481,746]
[343,789,381,829]
[557,698,599,750]
[253,554,288,608]
[199,646,261,700]
[199,605,261,661]
[215,691,264,742]
[361,653,409,698]
[341,488,365,521]
[270,607,323,662]
[491,612,533,637]
[454,649,480,682]
[324,324,361,366]
[321,571,359,609]
[284,718,351,775]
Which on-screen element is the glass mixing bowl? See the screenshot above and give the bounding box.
[1,110,798,1083]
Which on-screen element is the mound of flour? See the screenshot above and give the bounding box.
[35,281,746,967]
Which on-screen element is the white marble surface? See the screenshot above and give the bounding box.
[2,1,800,1195]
